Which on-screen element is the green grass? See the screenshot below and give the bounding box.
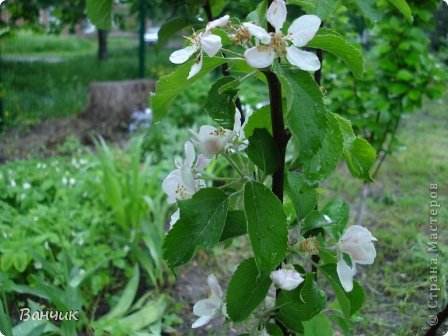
[1,30,136,56]
[2,31,175,128]
[321,96,448,336]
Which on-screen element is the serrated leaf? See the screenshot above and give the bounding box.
[205,77,238,129]
[247,128,280,174]
[244,182,287,273]
[303,313,333,336]
[155,17,194,53]
[308,28,364,79]
[301,112,344,183]
[151,57,228,122]
[284,172,317,221]
[243,105,272,138]
[220,210,247,242]
[227,258,272,322]
[387,0,413,23]
[277,273,327,327]
[163,188,229,268]
[335,115,376,182]
[273,64,327,161]
[86,0,113,30]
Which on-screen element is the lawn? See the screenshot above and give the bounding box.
[1,31,174,128]
[321,97,448,336]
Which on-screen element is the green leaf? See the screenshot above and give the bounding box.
[13,252,28,272]
[101,264,139,320]
[346,281,365,316]
[155,17,194,53]
[246,0,267,26]
[265,323,284,336]
[227,258,272,322]
[205,77,238,129]
[335,115,376,182]
[119,296,166,330]
[302,210,331,235]
[244,181,287,273]
[0,299,13,336]
[247,128,280,174]
[285,171,317,221]
[314,0,341,20]
[244,105,272,138]
[319,264,351,320]
[273,64,327,161]
[86,0,113,30]
[387,0,413,23]
[277,273,327,328]
[321,201,349,237]
[308,28,364,79]
[151,57,228,122]
[220,210,247,242]
[353,0,383,22]
[163,188,229,268]
[396,69,413,81]
[301,112,344,182]
[303,313,333,336]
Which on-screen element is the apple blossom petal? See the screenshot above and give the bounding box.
[184,141,195,168]
[287,15,321,47]
[169,209,180,229]
[266,0,287,32]
[244,46,276,69]
[181,163,196,193]
[192,314,214,328]
[337,258,355,292]
[286,46,321,71]
[200,33,222,57]
[193,298,220,316]
[233,110,242,133]
[196,154,211,171]
[169,45,198,64]
[207,274,223,298]
[242,22,272,44]
[270,269,304,291]
[162,170,182,204]
[206,15,230,32]
[188,53,203,79]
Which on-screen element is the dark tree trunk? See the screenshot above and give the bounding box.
[97,29,108,60]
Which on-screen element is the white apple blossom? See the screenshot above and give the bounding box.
[260,329,271,336]
[243,0,321,71]
[169,15,230,79]
[192,110,245,159]
[192,274,226,328]
[162,141,209,204]
[270,268,304,291]
[169,209,180,229]
[336,225,377,292]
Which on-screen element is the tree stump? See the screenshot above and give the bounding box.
[82,79,155,136]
